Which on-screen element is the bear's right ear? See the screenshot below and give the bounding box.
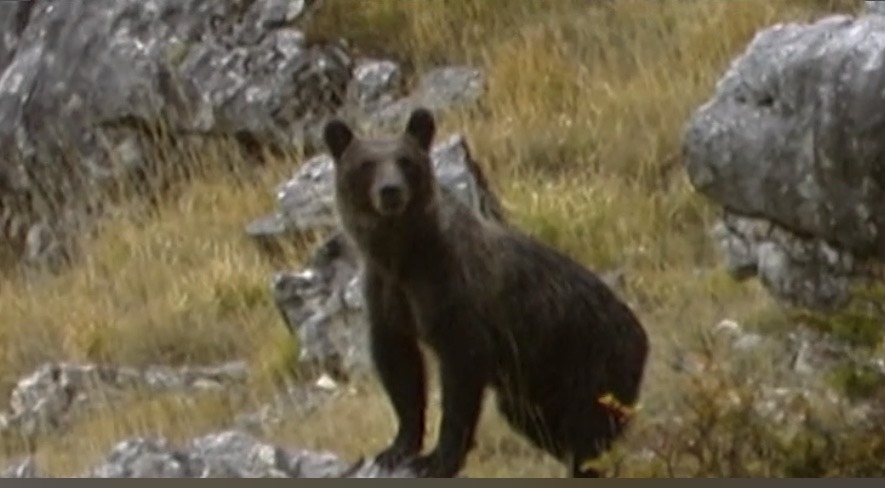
[404,107,436,152]
[323,119,354,160]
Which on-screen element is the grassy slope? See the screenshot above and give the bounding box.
[0,0,873,477]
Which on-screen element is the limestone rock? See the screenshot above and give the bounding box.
[683,12,885,310]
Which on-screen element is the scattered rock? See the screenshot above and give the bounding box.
[867,1,885,15]
[1,430,417,478]
[786,327,851,376]
[644,312,885,477]
[84,431,328,478]
[682,12,885,311]
[707,317,882,381]
[0,361,248,438]
[0,457,37,479]
[747,383,874,446]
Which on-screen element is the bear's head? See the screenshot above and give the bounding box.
[322,108,438,226]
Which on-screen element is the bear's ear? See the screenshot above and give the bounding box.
[323,119,354,160]
[404,107,435,152]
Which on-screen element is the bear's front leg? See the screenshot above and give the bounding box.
[408,340,487,478]
[363,272,427,471]
[369,325,427,471]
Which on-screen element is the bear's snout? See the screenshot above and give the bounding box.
[370,161,410,216]
[376,184,406,214]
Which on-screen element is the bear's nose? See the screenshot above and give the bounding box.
[378,184,404,208]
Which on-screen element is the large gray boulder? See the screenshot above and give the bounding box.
[0,0,342,159]
[682,11,885,311]
[0,0,349,269]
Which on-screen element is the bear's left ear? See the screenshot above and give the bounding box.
[323,118,354,160]
[404,107,436,152]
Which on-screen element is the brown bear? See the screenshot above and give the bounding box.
[322,108,649,478]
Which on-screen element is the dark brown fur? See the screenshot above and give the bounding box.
[323,109,649,478]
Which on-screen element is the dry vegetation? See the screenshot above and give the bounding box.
[0,0,881,477]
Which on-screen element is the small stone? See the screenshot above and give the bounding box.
[713,319,742,337]
[314,373,338,391]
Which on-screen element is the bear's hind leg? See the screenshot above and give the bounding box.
[566,402,628,478]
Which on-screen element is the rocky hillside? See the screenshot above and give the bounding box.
[1,0,882,478]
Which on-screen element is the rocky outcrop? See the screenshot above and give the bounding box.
[0,361,249,439]
[2,430,415,478]
[867,1,885,15]
[0,0,484,271]
[0,360,355,446]
[682,10,885,311]
[0,0,334,267]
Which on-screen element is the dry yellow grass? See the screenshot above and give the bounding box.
[0,0,874,478]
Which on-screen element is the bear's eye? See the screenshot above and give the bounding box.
[356,159,376,176]
[346,160,375,187]
[397,157,419,176]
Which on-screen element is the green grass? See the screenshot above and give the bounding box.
[1,0,879,478]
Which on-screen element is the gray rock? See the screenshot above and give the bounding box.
[710,213,869,310]
[87,438,199,478]
[365,66,484,132]
[265,133,505,378]
[0,458,37,479]
[346,58,402,113]
[0,0,350,269]
[707,317,880,382]
[0,361,356,477]
[0,0,337,151]
[682,13,885,310]
[867,1,885,15]
[677,317,883,455]
[0,429,418,478]
[0,361,248,438]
